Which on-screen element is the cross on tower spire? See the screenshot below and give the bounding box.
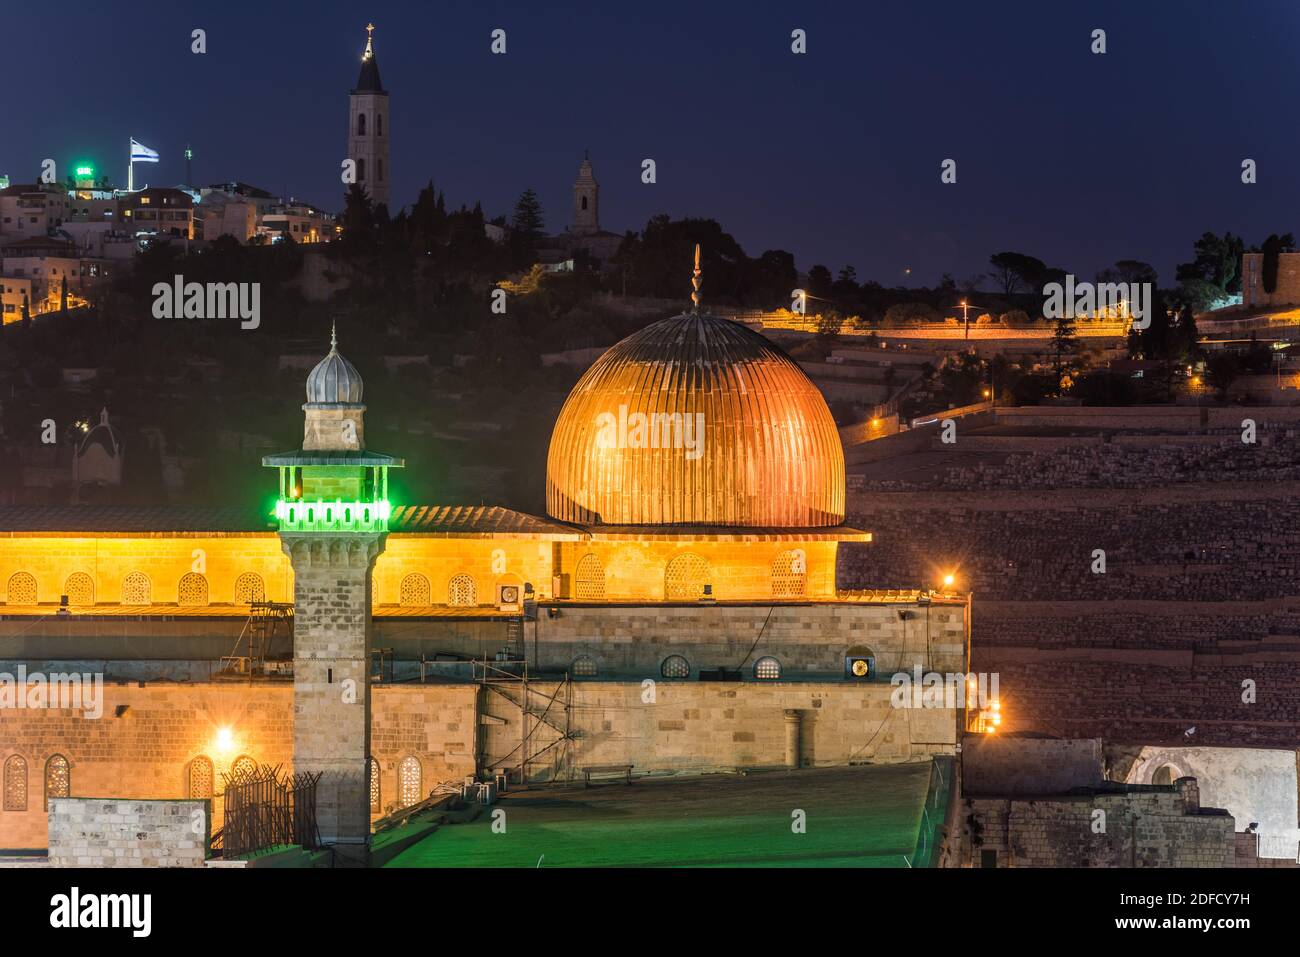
[363,23,375,60]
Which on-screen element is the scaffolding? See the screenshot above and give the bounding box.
[217,601,294,680]
[473,660,575,785]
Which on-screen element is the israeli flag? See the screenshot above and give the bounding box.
[130,138,160,163]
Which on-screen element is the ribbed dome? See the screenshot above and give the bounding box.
[305,337,363,405]
[546,312,845,527]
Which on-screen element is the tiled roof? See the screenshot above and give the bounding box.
[0,506,274,534]
[389,505,579,538]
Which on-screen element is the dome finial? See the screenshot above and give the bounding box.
[690,244,702,313]
[330,320,337,351]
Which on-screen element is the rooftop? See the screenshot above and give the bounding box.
[384,763,944,868]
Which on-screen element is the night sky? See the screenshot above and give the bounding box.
[6,0,1299,286]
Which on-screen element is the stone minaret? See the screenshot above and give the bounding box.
[571,152,599,236]
[347,23,390,210]
[263,327,402,867]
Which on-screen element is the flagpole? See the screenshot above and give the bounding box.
[128,138,133,193]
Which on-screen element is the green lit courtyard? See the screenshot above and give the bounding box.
[384,762,945,868]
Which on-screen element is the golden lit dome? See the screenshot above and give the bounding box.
[546,310,845,527]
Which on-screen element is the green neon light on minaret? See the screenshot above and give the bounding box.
[274,498,391,533]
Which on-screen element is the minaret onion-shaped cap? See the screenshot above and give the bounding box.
[305,322,364,405]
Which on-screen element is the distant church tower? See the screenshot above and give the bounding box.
[571,152,599,236]
[347,23,390,210]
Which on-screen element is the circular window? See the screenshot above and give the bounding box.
[572,655,597,677]
[661,655,690,679]
[754,656,782,680]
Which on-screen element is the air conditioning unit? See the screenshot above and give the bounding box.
[497,583,522,611]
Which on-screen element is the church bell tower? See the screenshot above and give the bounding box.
[571,152,599,236]
[263,326,402,866]
[348,23,390,210]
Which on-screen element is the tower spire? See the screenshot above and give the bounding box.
[691,244,702,313]
[364,22,375,60]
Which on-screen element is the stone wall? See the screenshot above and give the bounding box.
[1126,745,1300,861]
[963,736,1104,795]
[962,778,1235,867]
[0,678,948,850]
[525,600,968,678]
[47,797,209,867]
[281,531,382,866]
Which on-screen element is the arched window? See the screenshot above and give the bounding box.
[230,756,257,783]
[772,549,807,598]
[398,756,422,808]
[178,572,208,606]
[665,553,710,601]
[4,755,27,810]
[1152,764,1179,786]
[661,655,690,679]
[121,572,151,605]
[571,655,597,677]
[581,196,588,210]
[369,757,380,813]
[64,572,94,606]
[574,553,605,600]
[234,573,265,604]
[6,571,36,604]
[357,157,366,182]
[400,573,431,606]
[448,574,477,607]
[754,656,782,680]
[45,755,70,811]
[376,113,383,137]
[188,756,213,799]
[357,112,366,136]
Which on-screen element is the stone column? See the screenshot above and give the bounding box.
[281,531,385,867]
[783,710,802,769]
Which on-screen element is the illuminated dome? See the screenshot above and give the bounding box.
[305,326,363,405]
[546,311,845,527]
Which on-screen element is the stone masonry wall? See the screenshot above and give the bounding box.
[281,532,383,865]
[47,797,209,867]
[963,779,1235,867]
[0,679,940,850]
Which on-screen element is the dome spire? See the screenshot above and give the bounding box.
[690,244,702,313]
[330,320,338,352]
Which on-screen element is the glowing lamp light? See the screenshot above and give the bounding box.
[215,726,236,755]
[942,573,955,588]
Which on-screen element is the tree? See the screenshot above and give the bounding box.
[988,251,1048,299]
[1175,232,1244,294]
[1261,233,1283,294]
[509,188,546,269]
[806,265,833,299]
[1051,311,1079,373]
[1204,352,1241,400]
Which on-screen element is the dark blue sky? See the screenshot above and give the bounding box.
[5,0,1298,286]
